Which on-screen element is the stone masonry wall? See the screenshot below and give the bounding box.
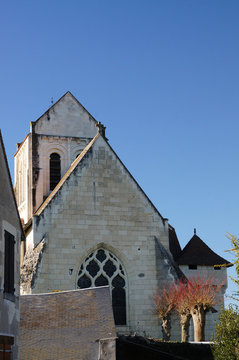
[28,135,170,338]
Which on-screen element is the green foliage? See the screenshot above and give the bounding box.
[227,234,239,300]
[211,305,239,360]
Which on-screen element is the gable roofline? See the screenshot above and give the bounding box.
[34,133,167,224]
[31,91,97,131]
[0,130,25,240]
[16,91,97,157]
[104,137,166,223]
[14,133,30,157]
[35,133,100,216]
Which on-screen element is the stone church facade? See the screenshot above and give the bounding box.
[15,92,230,340]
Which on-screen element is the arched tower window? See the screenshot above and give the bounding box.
[50,153,61,190]
[77,248,127,325]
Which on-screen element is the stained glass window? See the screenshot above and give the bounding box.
[77,248,127,325]
[96,249,106,262]
[103,260,116,277]
[77,274,91,289]
[86,260,100,277]
[95,274,108,286]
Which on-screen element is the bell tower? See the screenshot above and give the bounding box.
[14,91,98,225]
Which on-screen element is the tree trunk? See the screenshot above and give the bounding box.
[191,305,206,342]
[180,313,191,342]
[161,315,171,341]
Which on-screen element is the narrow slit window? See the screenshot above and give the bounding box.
[4,231,15,295]
[50,153,61,190]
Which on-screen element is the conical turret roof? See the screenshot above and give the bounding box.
[176,232,231,267]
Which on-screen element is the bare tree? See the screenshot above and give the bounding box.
[178,276,224,342]
[173,280,191,342]
[153,285,176,341]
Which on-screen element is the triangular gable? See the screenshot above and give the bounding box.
[31,91,98,138]
[105,137,166,223]
[0,130,24,239]
[35,133,166,224]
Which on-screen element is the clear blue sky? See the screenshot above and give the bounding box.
[1,0,238,304]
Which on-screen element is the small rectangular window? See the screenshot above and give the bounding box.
[214,266,221,270]
[4,230,15,295]
[188,264,197,270]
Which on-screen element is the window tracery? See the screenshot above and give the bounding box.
[77,248,127,325]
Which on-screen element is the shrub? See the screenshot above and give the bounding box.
[211,305,239,360]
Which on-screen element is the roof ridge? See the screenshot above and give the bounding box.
[32,91,97,128]
[102,137,166,223]
[34,132,167,224]
[35,133,100,216]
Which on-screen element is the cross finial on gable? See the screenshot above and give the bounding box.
[194,228,196,235]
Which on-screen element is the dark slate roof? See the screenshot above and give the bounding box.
[20,287,116,360]
[176,234,232,267]
[168,225,182,261]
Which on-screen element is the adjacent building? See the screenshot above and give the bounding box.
[20,287,116,360]
[0,131,23,359]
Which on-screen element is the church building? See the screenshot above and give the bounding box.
[15,92,230,339]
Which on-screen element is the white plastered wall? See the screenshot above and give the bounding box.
[179,264,227,340]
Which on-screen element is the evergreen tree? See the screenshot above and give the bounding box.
[211,235,239,359]
[227,234,239,301]
[212,305,239,360]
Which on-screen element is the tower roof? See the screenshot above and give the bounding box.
[176,233,232,267]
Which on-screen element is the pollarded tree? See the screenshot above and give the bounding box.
[153,285,176,341]
[173,280,192,342]
[154,276,224,342]
[182,275,224,342]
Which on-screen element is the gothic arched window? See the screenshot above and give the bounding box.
[50,153,61,190]
[77,248,127,325]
